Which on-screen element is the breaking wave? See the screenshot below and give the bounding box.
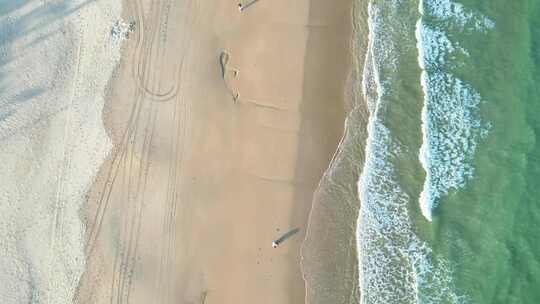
[356,2,465,303]
[416,0,493,221]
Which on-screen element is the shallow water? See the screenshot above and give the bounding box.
[305,0,540,303]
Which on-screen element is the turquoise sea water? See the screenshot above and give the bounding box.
[353,0,540,303]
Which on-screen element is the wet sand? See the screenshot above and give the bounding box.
[76,0,352,303]
[301,2,368,303]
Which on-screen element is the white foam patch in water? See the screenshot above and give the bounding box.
[416,0,492,221]
[356,3,466,303]
[424,0,495,31]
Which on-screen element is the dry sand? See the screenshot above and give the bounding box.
[0,1,123,303]
[76,0,352,303]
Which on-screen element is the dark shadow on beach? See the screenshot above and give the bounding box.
[240,0,261,11]
[275,228,300,245]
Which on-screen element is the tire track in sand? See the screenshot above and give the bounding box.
[82,0,194,303]
[132,0,182,102]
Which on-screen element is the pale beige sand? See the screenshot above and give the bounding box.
[0,1,123,303]
[76,0,352,303]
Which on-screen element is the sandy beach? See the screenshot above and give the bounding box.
[5,1,523,303]
[0,1,123,303]
[75,0,352,303]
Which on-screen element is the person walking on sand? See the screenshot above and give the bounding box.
[272,240,279,248]
[238,3,243,12]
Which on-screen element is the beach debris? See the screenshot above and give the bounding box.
[201,290,208,304]
[219,51,229,79]
[219,51,241,102]
[111,19,135,43]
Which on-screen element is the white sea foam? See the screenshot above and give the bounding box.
[0,0,123,302]
[356,3,465,303]
[416,0,492,221]
[424,0,495,30]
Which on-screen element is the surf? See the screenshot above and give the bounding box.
[356,2,463,302]
[416,0,494,221]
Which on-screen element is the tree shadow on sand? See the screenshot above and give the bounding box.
[0,0,96,140]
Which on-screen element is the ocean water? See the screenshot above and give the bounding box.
[305,0,540,303]
[355,0,540,302]
[357,1,466,302]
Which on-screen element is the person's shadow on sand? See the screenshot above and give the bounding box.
[273,228,300,247]
[238,0,261,11]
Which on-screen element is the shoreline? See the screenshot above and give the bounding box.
[291,0,356,300]
[301,0,369,303]
[76,0,354,303]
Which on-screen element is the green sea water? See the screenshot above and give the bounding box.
[391,0,540,302]
[302,0,540,303]
[431,1,540,303]
[358,0,540,302]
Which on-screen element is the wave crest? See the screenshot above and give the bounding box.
[416,0,493,221]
